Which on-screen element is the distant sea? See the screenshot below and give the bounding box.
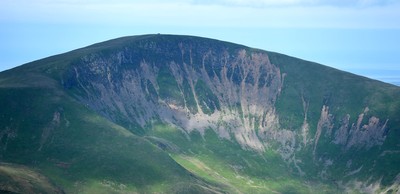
[344,69,400,87]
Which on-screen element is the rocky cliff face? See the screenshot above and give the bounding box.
[64,39,285,151]
[1,34,399,193]
[56,35,400,192]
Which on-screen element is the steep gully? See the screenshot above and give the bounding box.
[63,43,389,177]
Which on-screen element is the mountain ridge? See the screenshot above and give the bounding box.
[1,34,399,193]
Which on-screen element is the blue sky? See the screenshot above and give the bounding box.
[1,0,400,84]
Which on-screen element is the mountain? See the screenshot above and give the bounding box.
[0,34,399,193]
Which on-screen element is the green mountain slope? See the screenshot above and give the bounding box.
[0,162,63,194]
[0,71,221,193]
[0,34,399,193]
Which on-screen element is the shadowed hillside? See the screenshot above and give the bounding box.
[1,34,399,193]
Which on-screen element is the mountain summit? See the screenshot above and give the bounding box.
[1,34,399,193]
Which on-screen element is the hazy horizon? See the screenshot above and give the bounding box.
[1,0,399,85]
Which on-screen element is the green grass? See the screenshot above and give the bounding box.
[148,123,339,193]
[195,79,220,114]
[1,34,400,193]
[0,162,63,193]
[157,65,184,106]
[0,86,215,193]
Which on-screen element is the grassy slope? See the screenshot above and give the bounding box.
[1,34,399,193]
[268,51,400,186]
[0,72,219,193]
[147,123,339,193]
[0,162,63,194]
[269,51,400,127]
